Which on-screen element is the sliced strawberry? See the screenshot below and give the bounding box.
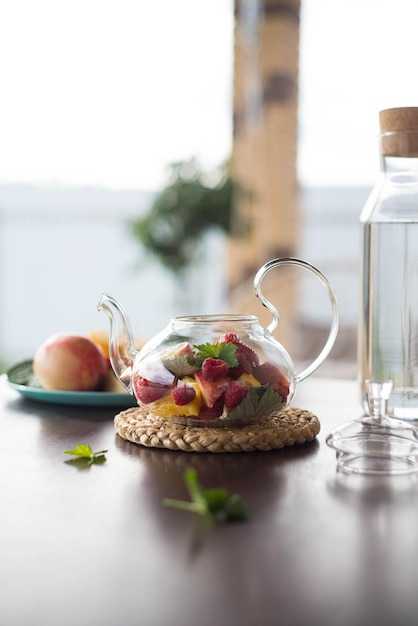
[197,398,224,420]
[253,362,290,402]
[133,375,171,404]
[194,371,230,407]
[171,342,194,359]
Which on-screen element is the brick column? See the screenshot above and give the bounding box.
[229,0,301,348]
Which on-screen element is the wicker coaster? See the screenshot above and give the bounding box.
[114,406,320,453]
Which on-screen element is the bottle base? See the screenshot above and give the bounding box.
[336,452,418,475]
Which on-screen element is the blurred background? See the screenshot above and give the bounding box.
[1,0,418,377]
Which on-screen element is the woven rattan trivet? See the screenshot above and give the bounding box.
[114,406,320,453]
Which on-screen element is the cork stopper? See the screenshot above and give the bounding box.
[380,107,418,156]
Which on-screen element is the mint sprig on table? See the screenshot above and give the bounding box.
[64,444,108,467]
[163,468,248,526]
[195,342,238,368]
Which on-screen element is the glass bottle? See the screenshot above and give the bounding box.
[359,107,418,419]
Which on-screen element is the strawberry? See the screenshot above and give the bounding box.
[133,375,171,404]
[253,362,290,402]
[197,398,224,420]
[194,370,230,407]
[173,342,194,358]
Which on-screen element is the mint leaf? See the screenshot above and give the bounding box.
[224,385,283,423]
[222,493,249,521]
[203,487,230,515]
[195,342,238,368]
[184,467,208,510]
[64,444,108,465]
[162,355,198,377]
[64,444,94,458]
[163,468,248,525]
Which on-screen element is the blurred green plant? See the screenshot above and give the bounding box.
[129,158,250,274]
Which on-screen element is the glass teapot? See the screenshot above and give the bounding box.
[98,258,339,427]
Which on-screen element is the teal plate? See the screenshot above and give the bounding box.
[6,360,137,408]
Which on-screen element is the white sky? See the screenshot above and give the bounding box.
[299,0,418,186]
[1,0,418,189]
[0,0,234,189]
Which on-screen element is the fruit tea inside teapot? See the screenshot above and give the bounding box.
[98,258,339,427]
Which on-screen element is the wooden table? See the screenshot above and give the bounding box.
[2,375,418,626]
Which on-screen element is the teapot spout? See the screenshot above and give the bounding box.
[97,293,137,394]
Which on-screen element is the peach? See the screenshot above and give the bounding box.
[33,333,108,391]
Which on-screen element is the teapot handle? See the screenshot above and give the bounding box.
[253,257,339,383]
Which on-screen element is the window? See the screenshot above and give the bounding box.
[1,0,418,373]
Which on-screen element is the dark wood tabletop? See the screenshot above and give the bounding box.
[2,374,418,626]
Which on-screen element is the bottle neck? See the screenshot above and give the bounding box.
[381,155,418,183]
[380,129,418,182]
